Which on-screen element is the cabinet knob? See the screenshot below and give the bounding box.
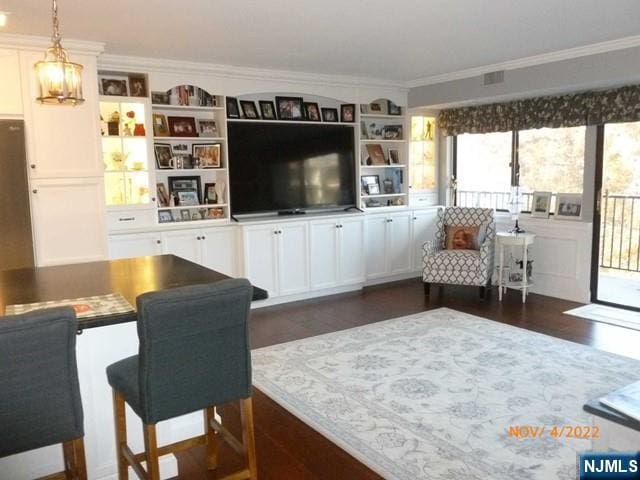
[197,236,201,240]
[30,164,36,169]
[32,189,38,194]
[202,236,206,240]
[156,240,161,244]
[151,197,156,202]
[413,217,417,220]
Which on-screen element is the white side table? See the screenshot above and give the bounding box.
[497,232,536,303]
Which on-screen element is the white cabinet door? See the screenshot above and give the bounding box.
[161,230,200,264]
[243,225,278,297]
[365,215,388,279]
[0,49,22,115]
[412,209,439,271]
[388,212,413,275]
[200,226,237,276]
[20,52,102,178]
[30,178,107,266]
[277,222,309,296]
[339,217,365,285]
[309,219,339,290]
[109,233,162,259]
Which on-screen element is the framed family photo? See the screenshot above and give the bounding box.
[167,116,197,137]
[275,96,305,120]
[240,100,260,119]
[321,108,338,122]
[259,101,277,120]
[304,102,321,121]
[192,143,221,168]
[152,114,170,137]
[555,193,583,220]
[340,103,356,123]
[154,143,173,169]
[531,191,552,218]
[197,119,218,137]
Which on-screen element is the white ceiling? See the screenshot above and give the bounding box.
[2,0,640,83]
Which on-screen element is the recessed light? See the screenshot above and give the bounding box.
[0,12,9,27]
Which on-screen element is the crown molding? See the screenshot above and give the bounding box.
[98,53,408,92]
[0,33,104,55]
[407,34,640,88]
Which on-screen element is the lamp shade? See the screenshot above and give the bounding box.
[35,47,84,105]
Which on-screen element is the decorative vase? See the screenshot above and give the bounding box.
[214,182,226,203]
[133,123,145,136]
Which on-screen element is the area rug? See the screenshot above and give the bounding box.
[565,303,640,331]
[251,307,640,480]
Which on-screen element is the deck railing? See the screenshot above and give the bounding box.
[600,191,640,273]
[456,190,551,213]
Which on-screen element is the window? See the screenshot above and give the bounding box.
[455,132,512,209]
[454,127,586,212]
[409,116,436,191]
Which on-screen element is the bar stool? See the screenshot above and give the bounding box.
[106,279,257,480]
[0,307,87,480]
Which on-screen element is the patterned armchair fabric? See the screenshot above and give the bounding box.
[422,207,496,287]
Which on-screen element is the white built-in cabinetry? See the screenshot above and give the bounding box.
[411,208,440,271]
[0,48,23,115]
[365,211,413,279]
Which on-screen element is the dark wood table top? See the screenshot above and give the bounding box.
[0,254,267,329]
[584,399,640,433]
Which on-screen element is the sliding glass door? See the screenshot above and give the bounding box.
[592,122,640,310]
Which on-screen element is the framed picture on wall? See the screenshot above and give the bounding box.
[340,103,356,123]
[321,108,338,122]
[240,100,260,119]
[554,193,582,220]
[304,102,321,121]
[531,191,552,218]
[275,96,305,120]
[259,101,277,120]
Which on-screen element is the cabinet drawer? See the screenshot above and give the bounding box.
[107,209,155,230]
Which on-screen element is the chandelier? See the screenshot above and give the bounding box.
[34,0,84,105]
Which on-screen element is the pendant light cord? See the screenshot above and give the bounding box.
[51,0,61,48]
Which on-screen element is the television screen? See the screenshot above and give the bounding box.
[228,122,356,215]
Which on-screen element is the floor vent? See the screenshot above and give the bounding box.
[483,70,505,86]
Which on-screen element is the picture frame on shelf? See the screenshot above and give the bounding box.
[361,175,380,195]
[366,144,386,165]
[554,193,582,220]
[192,143,221,168]
[340,103,356,123]
[156,183,170,207]
[360,121,369,139]
[177,191,199,206]
[240,100,260,119]
[167,116,197,137]
[388,148,400,164]
[154,143,173,169]
[151,91,170,105]
[128,74,148,98]
[382,124,403,139]
[321,108,338,122]
[152,114,170,137]
[387,101,402,116]
[226,97,240,118]
[208,207,225,219]
[259,100,277,120]
[197,119,218,137]
[168,176,202,205]
[304,102,321,122]
[531,191,552,218]
[369,102,385,114]
[158,210,173,223]
[180,209,191,221]
[383,178,394,194]
[275,96,305,120]
[360,104,369,114]
[204,183,218,204]
[100,77,128,96]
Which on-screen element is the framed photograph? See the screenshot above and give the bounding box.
[388,148,400,165]
[304,102,321,122]
[275,96,305,120]
[259,101,277,120]
[531,191,552,218]
[361,175,380,195]
[156,183,169,207]
[382,124,403,139]
[555,193,582,220]
[360,121,369,139]
[197,119,218,137]
[168,176,202,204]
[192,143,221,168]
[154,143,173,169]
[203,183,218,204]
[340,104,356,123]
[180,209,191,221]
[128,74,147,98]
[387,101,402,116]
[167,116,197,137]
[158,210,173,223]
[152,114,169,137]
[369,102,385,114]
[101,77,128,96]
[177,191,199,206]
[321,108,338,122]
[240,100,260,119]
[226,97,240,119]
[366,144,386,165]
[151,91,170,105]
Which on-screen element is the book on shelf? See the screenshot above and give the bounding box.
[599,380,640,421]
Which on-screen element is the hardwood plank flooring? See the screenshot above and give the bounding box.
[174,278,640,479]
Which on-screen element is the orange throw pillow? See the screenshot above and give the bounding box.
[445,225,480,250]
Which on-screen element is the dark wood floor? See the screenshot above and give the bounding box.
[174,278,640,479]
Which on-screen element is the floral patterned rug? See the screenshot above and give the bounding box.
[251,307,640,480]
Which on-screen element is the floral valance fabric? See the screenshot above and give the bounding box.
[437,84,640,136]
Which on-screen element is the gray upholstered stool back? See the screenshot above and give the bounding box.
[136,279,253,424]
[0,307,83,457]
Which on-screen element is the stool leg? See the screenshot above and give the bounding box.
[204,406,219,470]
[143,424,160,480]
[112,389,128,480]
[240,398,258,480]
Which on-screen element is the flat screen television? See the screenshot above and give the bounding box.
[228,122,356,215]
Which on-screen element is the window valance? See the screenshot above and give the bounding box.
[437,84,640,136]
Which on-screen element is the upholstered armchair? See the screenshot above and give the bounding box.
[422,207,496,299]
